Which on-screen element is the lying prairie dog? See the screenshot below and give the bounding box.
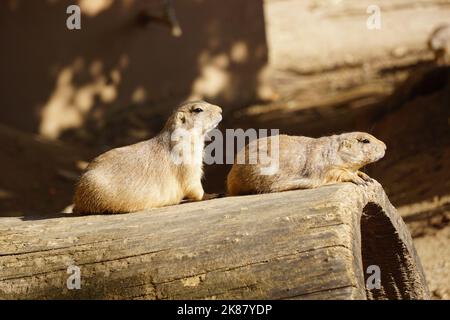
[73,101,222,214]
[227,132,386,196]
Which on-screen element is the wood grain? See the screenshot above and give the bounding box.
[0,182,429,299]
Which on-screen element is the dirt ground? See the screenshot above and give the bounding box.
[0,0,448,299]
[414,226,450,299]
[0,125,92,216]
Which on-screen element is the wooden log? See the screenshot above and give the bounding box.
[0,182,429,300]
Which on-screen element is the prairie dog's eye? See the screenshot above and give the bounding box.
[192,108,203,113]
[359,138,370,144]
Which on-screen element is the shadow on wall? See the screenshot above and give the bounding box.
[0,0,268,141]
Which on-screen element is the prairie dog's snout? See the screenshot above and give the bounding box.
[204,104,223,131]
[374,139,387,161]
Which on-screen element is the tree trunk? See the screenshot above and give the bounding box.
[0,182,429,300]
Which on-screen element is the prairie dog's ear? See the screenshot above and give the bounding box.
[175,111,186,125]
[339,138,352,149]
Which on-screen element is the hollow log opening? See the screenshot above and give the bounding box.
[361,203,424,300]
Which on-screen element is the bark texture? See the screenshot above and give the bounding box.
[0,182,429,300]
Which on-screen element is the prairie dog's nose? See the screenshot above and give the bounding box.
[215,105,223,114]
[375,137,387,151]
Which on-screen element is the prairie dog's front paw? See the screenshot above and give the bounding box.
[357,171,374,183]
[349,175,368,186]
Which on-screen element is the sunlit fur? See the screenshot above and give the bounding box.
[73,101,222,214]
[227,132,386,196]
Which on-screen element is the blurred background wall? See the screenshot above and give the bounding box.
[0,0,268,140]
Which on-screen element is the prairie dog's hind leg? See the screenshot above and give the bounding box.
[185,184,205,202]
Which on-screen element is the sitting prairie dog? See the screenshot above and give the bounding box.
[428,24,450,65]
[73,101,222,214]
[227,132,386,196]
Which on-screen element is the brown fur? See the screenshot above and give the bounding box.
[73,101,222,214]
[227,132,386,196]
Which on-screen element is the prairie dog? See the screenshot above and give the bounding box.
[227,132,386,196]
[73,101,222,214]
[428,24,450,65]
